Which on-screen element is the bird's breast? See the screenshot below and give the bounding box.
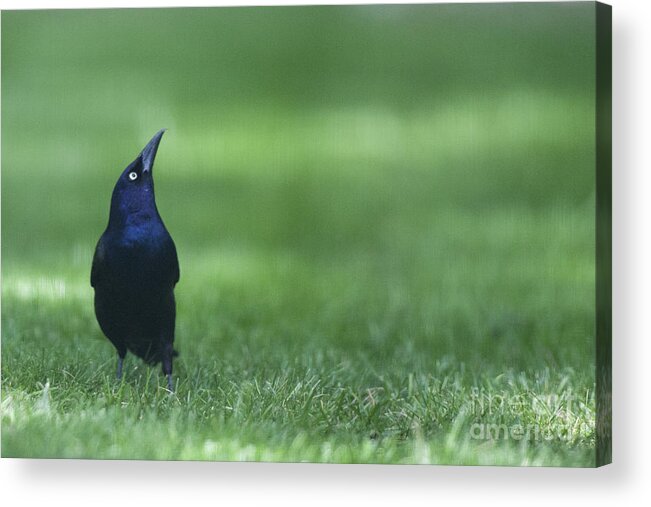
[101,225,175,288]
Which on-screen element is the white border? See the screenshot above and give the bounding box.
[1,0,649,505]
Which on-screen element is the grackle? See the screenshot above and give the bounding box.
[91,130,180,391]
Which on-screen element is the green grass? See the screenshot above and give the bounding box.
[0,197,597,465]
[2,4,598,465]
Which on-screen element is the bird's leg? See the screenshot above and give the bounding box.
[115,349,127,380]
[116,352,126,381]
[162,342,174,393]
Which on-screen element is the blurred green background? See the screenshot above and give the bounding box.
[2,3,597,465]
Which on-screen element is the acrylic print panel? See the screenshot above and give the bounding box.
[0,2,611,466]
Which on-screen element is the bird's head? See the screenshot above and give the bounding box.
[109,129,166,227]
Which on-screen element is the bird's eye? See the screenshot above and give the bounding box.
[128,172,138,181]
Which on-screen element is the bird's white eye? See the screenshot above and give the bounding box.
[128,172,138,181]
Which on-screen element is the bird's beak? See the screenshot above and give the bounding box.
[140,129,166,174]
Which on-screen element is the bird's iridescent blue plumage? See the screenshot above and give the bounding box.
[91,130,179,391]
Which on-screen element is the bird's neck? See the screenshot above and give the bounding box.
[107,199,161,231]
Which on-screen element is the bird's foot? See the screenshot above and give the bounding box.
[166,374,174,393]
[116,356,124,381]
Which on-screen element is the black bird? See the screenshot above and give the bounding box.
[91,130,180,391]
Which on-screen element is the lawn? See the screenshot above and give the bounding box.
[2,4,598,465]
